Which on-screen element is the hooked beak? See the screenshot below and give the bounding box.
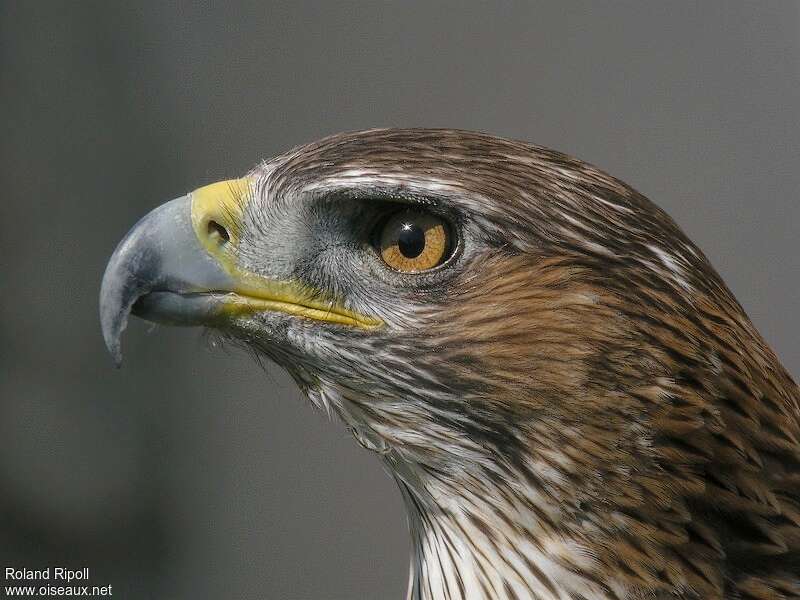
[99,191,235,367]
[99,179,381,367]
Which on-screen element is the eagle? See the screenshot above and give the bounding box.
[100,129,800,600]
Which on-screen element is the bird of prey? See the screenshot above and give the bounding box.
[100,129,800,600]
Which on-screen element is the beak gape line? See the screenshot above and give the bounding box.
[99,180,380,366]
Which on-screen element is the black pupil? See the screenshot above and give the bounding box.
[397,222,425,258]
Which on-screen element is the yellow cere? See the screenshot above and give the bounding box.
[189,179,383,330]
[191,178,251,263]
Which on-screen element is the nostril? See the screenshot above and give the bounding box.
[206,220,230,245]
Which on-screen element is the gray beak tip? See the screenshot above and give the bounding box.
[99,194,231,367]
[105,333,124,369]
[99,196,189,369]
[99,269,132,368]
[109,349,123,369]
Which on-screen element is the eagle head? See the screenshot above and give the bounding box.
[100,129,800,600]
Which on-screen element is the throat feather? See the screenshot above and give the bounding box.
[394,463,619,600]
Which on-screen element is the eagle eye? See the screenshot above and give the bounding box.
[374,210,452,273]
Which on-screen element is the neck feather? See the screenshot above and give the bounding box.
[392,458,621,600]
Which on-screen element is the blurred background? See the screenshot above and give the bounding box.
[1,2,798,598]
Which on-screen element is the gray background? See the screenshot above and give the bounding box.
[1,2,798,599]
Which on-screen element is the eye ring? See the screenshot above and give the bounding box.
[373,209,454,273]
